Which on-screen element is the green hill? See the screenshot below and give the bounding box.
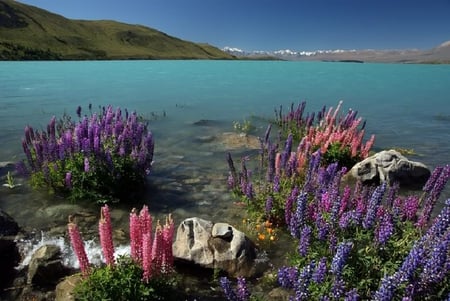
[0,0,235,60]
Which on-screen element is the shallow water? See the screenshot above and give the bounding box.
[1,61,450,295]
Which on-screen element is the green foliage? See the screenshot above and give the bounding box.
[320,142,360,170]
[73,256,179,301]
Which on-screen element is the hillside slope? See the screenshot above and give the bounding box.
[0,0,235,60]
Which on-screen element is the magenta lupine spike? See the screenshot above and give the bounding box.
[162,215,175,272]
[142,232,152,282]
[139,205,152,237]
[65,172,72,189]
[99,205,115,266]
[151,221,163,275]
[68,218,90,277]
[129,208,142,263]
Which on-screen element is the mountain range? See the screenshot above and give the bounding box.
[223,42,450,64]
[0,0,234,60]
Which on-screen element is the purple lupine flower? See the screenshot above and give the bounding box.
[236,277,250,301]
[266,142,277,182]
[376,209,394,245]
[304,150,321,193]
[290,191,308,239]
[344,288,359,301]
[423,165,444,193]
[84,157,90,172]
[331,241,353,277]
[285,186,299,226]
[339,210,360,229]
[402,196,419,221]
[226,153,238,189]
[280,134,293,171]
[273,175,280,193]
[220,277,238,301]
[294,260,315,301]
[316,212,329,241]
[278,266,299,289]
[298,225,312,256]
[245,182,254,200]
[330,277,346,300]
[397,243,425,282]
[328,233,338,254]
[429,165,450,200]
[65,172,72,189]
[339,186,352,216]
[385,182,399,208]
[363,182,387,229]
[419,231,450,286]
[373,275,398,301]
[312,257,327,283]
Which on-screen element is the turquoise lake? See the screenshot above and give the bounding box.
[0,60,450,232]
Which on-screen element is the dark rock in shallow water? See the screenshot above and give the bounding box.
[349,149,431,188]
[0,209,20,295]
[27,244,71,287]
[192,119,219,126]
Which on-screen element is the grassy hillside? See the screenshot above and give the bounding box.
[0,0,235,60]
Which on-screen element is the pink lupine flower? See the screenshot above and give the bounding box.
[68,217,90,277]
[162,215,175,272]
[99,205,115,266]
[142,232,152,282]
[139,205,152,239]
[129,208,142,263]
[151,221,163,275]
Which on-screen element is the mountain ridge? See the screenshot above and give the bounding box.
[223,41,450,64]
[0,0,235,60]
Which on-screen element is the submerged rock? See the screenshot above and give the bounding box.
[172,217,262,277]
[349,149,431,188]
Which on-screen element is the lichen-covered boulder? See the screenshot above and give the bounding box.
[172,217,260,277]
[349,149,431,188]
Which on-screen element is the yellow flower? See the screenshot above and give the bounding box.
[270,235,276,241]
[258,233,266,241]
[264,220,273,228]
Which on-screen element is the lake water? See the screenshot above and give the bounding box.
[1,60,450,283]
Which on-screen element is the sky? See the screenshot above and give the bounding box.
[16,0,450,51]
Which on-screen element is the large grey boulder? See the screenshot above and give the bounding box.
[172,217,261,277]
[349,149,430,187]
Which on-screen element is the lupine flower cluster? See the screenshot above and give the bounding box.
[227,101,375,225]
[224,101,450,300]
[68,205,175,284]
[21,105,154,201]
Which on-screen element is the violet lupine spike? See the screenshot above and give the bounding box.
[363,182,387,230]
[278,266,299,289]
[298,225,312,256]
[280,134,293,171]
[294,260,315,301]
[402,196,419,221]
[376,210,394,245]
[285,186,299,226]
[290,191,308,239]
[423,165,444,193]
[373,275,398,301]
[312,257,327,284]
[220,277,238,301]
[344,288,359,301]
[316,212,329,241]
[419,230,450,287]
[236,277,251,301]
[331,241,353,277]
[99,205,115,266]
[68,220,90,277]
[330,277,346,300]
[265,196,273,218]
